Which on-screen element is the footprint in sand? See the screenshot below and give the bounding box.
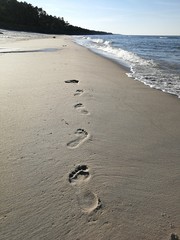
[77,190,102,214]
[68,165,102,213]
[67,129,89,149]
[74,89,84,96]
[74,103,89,115]
[74,103,83,108]
[65,79,79,84]
[69,165,90,184]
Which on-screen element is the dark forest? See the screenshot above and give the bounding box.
[0,0,110,35]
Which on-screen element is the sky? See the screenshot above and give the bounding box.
[18,0,180,35]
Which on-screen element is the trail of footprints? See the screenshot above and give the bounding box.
[65,79,102,214]
[64,79,180,229]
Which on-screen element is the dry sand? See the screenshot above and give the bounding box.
[0,36,180,240]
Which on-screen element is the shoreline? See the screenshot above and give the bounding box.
[85,45,131,73]
[0,36,180,240]
[78,41,180,100]
[73,35,180,99]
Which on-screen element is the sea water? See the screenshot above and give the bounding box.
[74,35,180,98]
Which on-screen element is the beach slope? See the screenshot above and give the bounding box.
[0,36,180,240]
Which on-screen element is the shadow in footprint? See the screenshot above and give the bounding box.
[74,103,89,115]
[81,109,89,115]
[69,165,90,184]
[77,190,102,214]
[74,103,83,108]
[74,89,84,96]
[65,79,79,84]
[67,129,89,149]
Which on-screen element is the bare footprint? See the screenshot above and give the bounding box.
[77,190,102,214]
[74,89,84,96]
[67,129,89,149]
[69,165,90,184]
[74,103,89,115]
[65,79,79,84]
[81,109,89,115]
[74,103,83,108]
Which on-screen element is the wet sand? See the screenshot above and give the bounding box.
[0,36,180,240]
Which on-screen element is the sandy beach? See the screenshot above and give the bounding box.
[0,36,180,240]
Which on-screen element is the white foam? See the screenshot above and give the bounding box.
[74,35,180,98]
[94,44,155,67]
[91,38,104,44]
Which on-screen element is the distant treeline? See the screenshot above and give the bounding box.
[0,0,111,35]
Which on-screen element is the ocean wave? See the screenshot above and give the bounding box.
[128,65,180,98]
[86,37,155,67]
[91,38,104,44]
[74,35,180,98]
[91,38,111,45]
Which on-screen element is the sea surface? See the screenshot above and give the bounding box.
[74,35,180,98]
